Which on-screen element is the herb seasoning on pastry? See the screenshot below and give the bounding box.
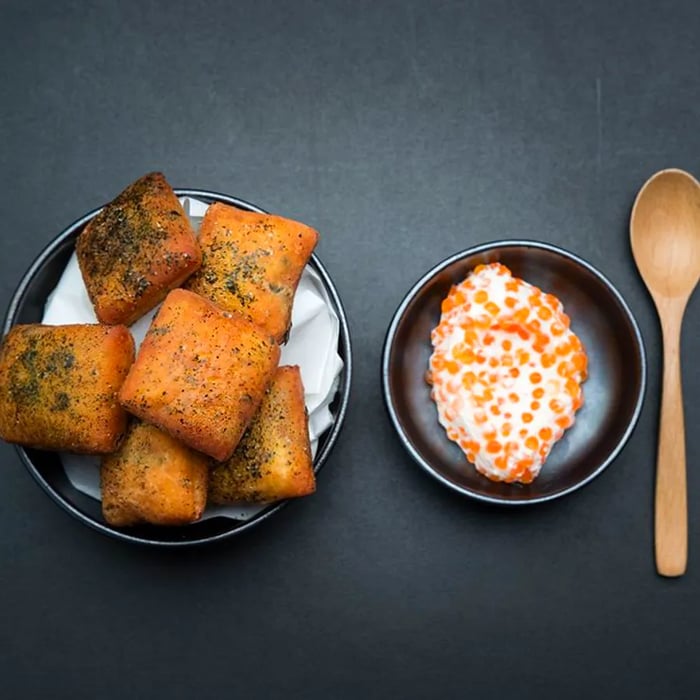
[76,172,201,326]
[185,203,318,342]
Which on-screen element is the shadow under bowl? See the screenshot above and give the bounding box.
[382,240,646,505]
[4,189,352,545]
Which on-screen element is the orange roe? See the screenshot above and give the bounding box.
[429,263,587,484]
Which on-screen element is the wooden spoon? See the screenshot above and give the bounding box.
[630,168,700,577]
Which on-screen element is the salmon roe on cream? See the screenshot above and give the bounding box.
[428,263,587,484]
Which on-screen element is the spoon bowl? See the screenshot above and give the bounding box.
[630,168,700,577]
[631,169,700,300]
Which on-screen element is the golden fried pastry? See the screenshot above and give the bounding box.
[101,421,209,527]
[0,324,134,453]
[209,365,315,504]
[76,172,201,326]
[118,288,280,461]
[185,202,318,341]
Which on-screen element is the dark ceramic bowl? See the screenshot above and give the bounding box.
[382,240,646,505]
[4,189,352,545]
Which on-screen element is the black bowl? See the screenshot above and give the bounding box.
[4,189,352,545]
[382,240,646,505]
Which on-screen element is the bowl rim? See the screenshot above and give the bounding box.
[4,188,353,546]
[381,238,647,505]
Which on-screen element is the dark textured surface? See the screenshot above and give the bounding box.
[1,1,699,698]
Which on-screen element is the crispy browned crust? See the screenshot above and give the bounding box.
[101,421,209,527]
[185,203,318,341]
[0,324,134,453]
[118,288,280,461]
[76,172,201,326]
[208,365,315,504]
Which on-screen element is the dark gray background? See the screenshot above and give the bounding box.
[1,1,699,698]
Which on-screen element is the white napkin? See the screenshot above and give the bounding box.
[41,197,343,521]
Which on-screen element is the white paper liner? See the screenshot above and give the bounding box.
[41,196,343,521]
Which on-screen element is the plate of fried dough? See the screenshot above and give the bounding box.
[0,173,352,545]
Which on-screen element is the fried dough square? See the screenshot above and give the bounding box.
[0,324,134,453]
[118,288,280,461]
[185,203,318,341]
[76,172,201,326]
[101,421,209,527]
[208,365,315,504]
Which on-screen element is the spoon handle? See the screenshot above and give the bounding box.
[655,306,688,577]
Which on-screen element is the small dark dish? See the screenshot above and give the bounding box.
[382,240,646,505]
[4,189,352,545]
